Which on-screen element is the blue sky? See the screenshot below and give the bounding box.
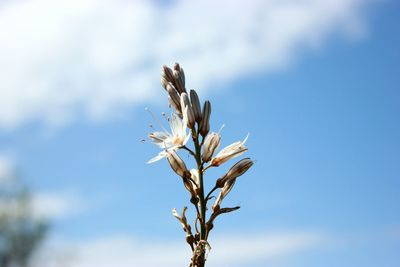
[0,1,399,267]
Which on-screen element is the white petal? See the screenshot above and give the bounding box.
[170,113,183,136]
[183,131,191,146]
[216,141,241,157]
[150,131,170,142]
[147,151,167,164]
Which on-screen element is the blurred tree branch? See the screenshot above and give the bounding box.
[0,175,48,267]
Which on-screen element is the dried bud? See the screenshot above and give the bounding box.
[180,93,195,129]
[210,134,249,166]
[190,90,202,123]
[166,83,182,113]
[209,205,240,225]
[217,158,253,187]
[202,132,221,162]
[213,179,236,211]
[172,207,188,227]
[199,101,211,136]
[166,150,188,178]
[172,207,193,238]
[183,177,197,197]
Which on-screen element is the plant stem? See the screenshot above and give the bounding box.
[190,129,207,267]
[192,130,206,240]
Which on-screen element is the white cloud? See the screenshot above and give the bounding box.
[31,191,85,219]
[0,154,14,183]
[0,153,83,219]
[0,0,370,130]
[34,230,324,267]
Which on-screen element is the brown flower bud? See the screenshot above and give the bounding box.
[190,90,202,123]
[162,65,174,83]
[199,101,211,136]
[209,205,240,224]
[166,150,188,178]
[173,63,185,86]
[215,158,253,188]
[168,96,182,118]
[173,63,186,94]
[202,132,221,162]
[180,92,195,129]
[166,83,182,113]
[183,177,197,197]
[213,179,236,211]
[161,76,169,90]
[225,158,253,182]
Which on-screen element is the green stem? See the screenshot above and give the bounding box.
[192,129,206,241]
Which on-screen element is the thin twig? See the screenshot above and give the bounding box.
[182,145,196,157]
[202,164,213,172]
[205,186,218,205]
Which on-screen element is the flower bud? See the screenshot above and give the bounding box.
[168,97,182,118]
[162,65,174,83]
[199,101,211,136]
[183,178,196,197]
[211,134,249,166]
[173,63,186,94]
[190,90,202,123]
[173,63,185,86]
[202,132,221,162]
[213,179,236,211]
[161,76,169,90]
[216,158,253,187]
[180,93,195,129]
[166,150,188,178]
[166,83,182,113]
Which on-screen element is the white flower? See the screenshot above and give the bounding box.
[210,134,249,166]
[147,113,191,163]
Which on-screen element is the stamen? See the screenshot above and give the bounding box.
[218,124,225,134]
[145,107,168,132]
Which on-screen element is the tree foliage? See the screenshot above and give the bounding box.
[0,176,48,267]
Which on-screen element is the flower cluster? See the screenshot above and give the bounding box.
[147,63,254,267]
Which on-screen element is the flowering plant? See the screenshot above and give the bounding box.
[147,63,253,267]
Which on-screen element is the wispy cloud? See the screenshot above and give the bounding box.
[0,154,14,183]
[32,191,85,220]
[34,230,324,267]
[0,153,84,219]
[0,0,370,130]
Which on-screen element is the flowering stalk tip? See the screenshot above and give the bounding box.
[147,63,253,267]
